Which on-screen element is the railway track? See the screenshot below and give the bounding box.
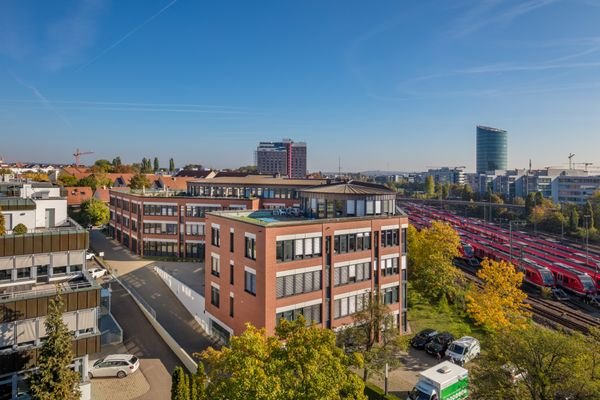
[458,263,600,334]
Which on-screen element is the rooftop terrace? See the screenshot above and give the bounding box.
[208,208,406,227]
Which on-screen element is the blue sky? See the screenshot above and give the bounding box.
[2,0,600,172]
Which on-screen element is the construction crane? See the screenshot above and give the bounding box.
[568,153,575,169]
[573,162,594,172]
[73,148,94,166]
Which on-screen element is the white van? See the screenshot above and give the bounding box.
[446,336,480,366]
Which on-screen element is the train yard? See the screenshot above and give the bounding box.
[401,201,600,334]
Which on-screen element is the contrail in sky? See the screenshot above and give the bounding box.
[79,0,178,70]
[11,74,72,127]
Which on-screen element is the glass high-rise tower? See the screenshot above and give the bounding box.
[476,125,507,174]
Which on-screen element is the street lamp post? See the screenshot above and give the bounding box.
[509,220,526,264]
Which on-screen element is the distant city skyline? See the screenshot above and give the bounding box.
[2,1,600,172]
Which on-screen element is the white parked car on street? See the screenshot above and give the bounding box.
[88,267,107,279]
[89,354,140,378]
[446,336,480,366]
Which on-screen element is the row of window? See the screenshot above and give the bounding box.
[143,241,177,257]
[186,224,205,236]
[334,292,370,319]
[276,303,322,325]
[0,309,96,349]
[143,205,177,216]
[0,264,82,282]
[275,237,322,262]
[143,222,177,235]
[333,262,371,286]
[334,232,372,254]
[381,257,399,277]
[381,229,399,248]
[276,270,322,298]
[186,205,221,218]
[382,286,400,305]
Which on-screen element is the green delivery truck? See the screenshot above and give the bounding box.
[407,361,469,400]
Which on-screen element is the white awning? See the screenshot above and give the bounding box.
[63,312,77,332]
[78,309,97,331]
[16,319,37,344]
[69,251,84,266]
[0,257,13,270]
[14,255,33,268]
[34,254,50,266]
[52,252,68,267]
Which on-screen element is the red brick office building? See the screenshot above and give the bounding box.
[203,181,408,340]
[108,175,327,259]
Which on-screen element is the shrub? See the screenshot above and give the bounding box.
[12,223,28,234]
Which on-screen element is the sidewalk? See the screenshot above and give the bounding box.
[90,230,220,358]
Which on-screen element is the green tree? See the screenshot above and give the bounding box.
[339,295,406,381]
[534,191,544,206]
[171,366,190,400]
[471,325,600,400]
[169,158,175,172]
[129,173,152,190]
[525,192,536,217]
[30,291,81,400]
[112,156,122,167]
[584,200,595,230]
[77,174,113,191]
[0,167,13,180]
[570,207,580,231]
[81,198,109,226]
[200,319,366,400]
[0,206,6,235]
[154,157,160,172]
[407,221,463,302]
[466,259,530,331]
[58,173,78,186]
[424,176,435,198]
[12,223,28,235]
[93,159,113,173]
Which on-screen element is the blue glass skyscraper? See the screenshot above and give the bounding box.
[476,125,507,174]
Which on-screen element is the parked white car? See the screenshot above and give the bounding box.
[446,336,480,365]
[88,267,107,279]
[86,252,94,260]
[89,354,140,379]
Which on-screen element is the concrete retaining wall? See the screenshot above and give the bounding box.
[154,266,209,333]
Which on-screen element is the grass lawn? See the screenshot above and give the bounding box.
[407,284,490,345]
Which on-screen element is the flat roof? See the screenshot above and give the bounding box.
[207,209,405,227]
[189,176,328,186]
[300,181,394,195]
[419,361,468,386]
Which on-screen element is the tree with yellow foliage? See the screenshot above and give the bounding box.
[407,221,463,302]
[466,258,530,331]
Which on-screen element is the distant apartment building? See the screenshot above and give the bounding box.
[256,139,307,178]
[0,186,100,398]
[476,125,508,174]
[426,167,465,186]
[0,182,67,232]
[552,175,600,205]
[203,181,408,341]
[108,175,328,259]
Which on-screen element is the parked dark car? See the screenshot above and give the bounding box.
[425,332,455,358]
[410,328,438,350]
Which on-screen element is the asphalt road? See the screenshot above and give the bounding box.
[90,230,220,357]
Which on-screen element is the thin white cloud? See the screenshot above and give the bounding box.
[452,0,559,37]
[11,74,72,127]
[44,0,108,71]
[0,99,266,115]
[79,0,177,69]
